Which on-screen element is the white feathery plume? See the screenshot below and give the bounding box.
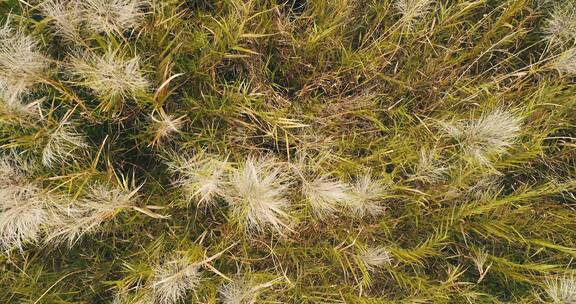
[359,246,393,272]
[0,22,47,96]
[440,108,522,165]
[0,81,41,118]
[151,255,201,304]
[470,249,491,283]
[82,0,148,35]
[348,174,387,217]
[168,152,228,208]
[0,189,47,251]
[0,157,55,250]
[69,49,148,110]
[42,119,88,167]
[544,276,576,303]
[45,183,139,246]
[394,0,434,29]
[467,174,501,201]
[543,3,576,47]
[302,175,352,218]
[149,110,186,146]
[40,0,84,42]
[219,277,279,304]
[553,48,576,75]
[412,148,448,183]
[0,80,21,107]
[226,157,292,233]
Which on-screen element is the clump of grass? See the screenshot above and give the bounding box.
[0,0,575,303]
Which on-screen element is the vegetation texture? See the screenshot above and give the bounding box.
[0,0,575,303]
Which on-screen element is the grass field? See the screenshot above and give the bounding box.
[0,0,575,303]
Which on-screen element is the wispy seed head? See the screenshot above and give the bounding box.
[394,0,434,29]
[413,148,448,183]
[45,183,138,246]
[302,175,352,218]
[69,49,148,111]
[553,48,576,75]
[151,256,201,304]
[0,157,53,251]
[544,276,576,304]
[0,85,42,119]
[348,174,387,217]
[82,0,149,35]
[169,152,228,208]
[359,246,393,272]
[40,0,84,42]
[0,22,47,96]
[219,277,276,304]
[543,3,576,47]
[441,108,522,165]
[226,157,292,234]
[42,119,88,167]
[150,110,186,146]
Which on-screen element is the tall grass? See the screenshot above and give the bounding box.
[0,0,574,303]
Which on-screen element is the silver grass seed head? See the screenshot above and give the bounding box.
[553,48,576,75]
[40,0,84,42]
[42,119,88,167]
[151,256,201,304]
[0,22,48,96]
[394,0,434,29]
[219,278,276,304]
[0,78,43,119]
[0,85,42,119]
[45,183,139,246]
[359,246,393,272]
[0,157,56,251]
[544,276,576,304]
[82,0,149,35]
[150,110,186,146]
[413,148,448,183]
[69,49,149,109]
[348,174,387,217]
[226,157,293,234]
[169,152,228,208]
[543,3,576,47]
[0,189,48,251]
[302,175,352,219]
[0,162,42,250]
[441,109,522,165]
